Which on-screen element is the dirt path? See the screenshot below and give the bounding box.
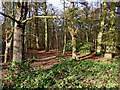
[26,49,63,69]
[1,49,103,80]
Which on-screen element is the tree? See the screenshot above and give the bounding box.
[67,0,79,59]
[63,0,67,55]
[104,2,117,59]
[96,2,106,54]
[0,2,29,63]
[4,2,14,63]
[12,2,28,62]
[35,2,40,49]
[43,1,49,52]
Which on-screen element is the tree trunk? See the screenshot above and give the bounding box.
[72,34,78,59]
[63,0,67,55]
[35,3,40,50]
[45,18,49,52]
[43,1,49,52]
[13,23,24,62]
[97,31,103,53]
[67,1,78,59]
[104,2,116,59]
[4,36,13,63]
[56,29,59,53]
[28,5,31,48]
[4,2,14,63]
[13,2,28,62]
[24,25,27,55]
[96,3,105,54]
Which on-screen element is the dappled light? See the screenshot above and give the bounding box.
[1,0,120,89]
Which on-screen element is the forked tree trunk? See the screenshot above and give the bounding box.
[67,1,78,59]
[4,2,14,63]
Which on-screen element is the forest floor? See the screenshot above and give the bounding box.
[1,49,119,81]
[26,49,96,69]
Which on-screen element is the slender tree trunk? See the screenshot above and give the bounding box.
[4,36,13,63]
[35,3,40,50]
[45,18,49,52]
[24,25,27,55]
[4,18,8,63]
[86,31,88,42]
[28,4,31,48]
[4,2,14,63]
[56,29,58,53]
[63,0,67,55]
[52,21,55,49]
[43,1,49,52]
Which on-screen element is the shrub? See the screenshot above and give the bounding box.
[66,40,93,53]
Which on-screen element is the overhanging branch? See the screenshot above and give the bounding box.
[0,12,20,24]
[22,16,57,23]
[115,12,120,14]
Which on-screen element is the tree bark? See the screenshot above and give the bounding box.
[13,2,28,62]
[104,2,116,59]
[63,0,67,55]
[71,34,78,59]
[43,1,49,52]
[35,3,40,49]
[4,2,14,63]
[67,1,78,59]
[96,3,105,54]
[56,29,59,53]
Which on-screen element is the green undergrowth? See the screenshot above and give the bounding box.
[95,51,105,57]
[66,40,93,53]
[2,57,120,89]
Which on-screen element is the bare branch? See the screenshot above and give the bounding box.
[115,11,120,14]
[22,16,57,23]
[4,32,13,42]
[75,27,78,34]
[0,12,20,24]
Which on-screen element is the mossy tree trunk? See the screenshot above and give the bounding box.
[96,3,105,54]
[43,1,49,52]
[67,1,78,59]
[104,2,116,59]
